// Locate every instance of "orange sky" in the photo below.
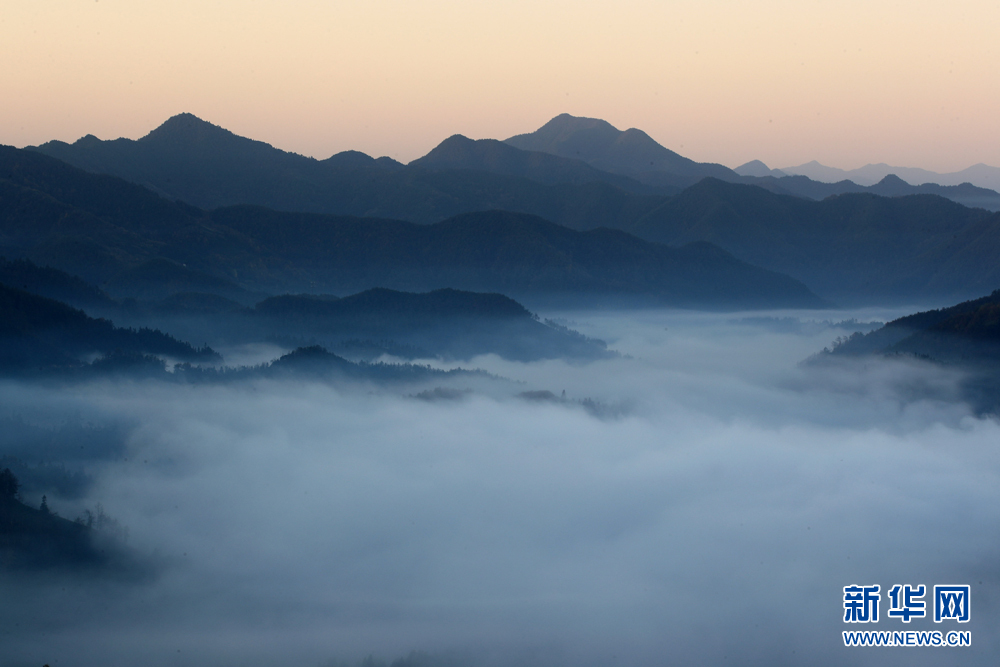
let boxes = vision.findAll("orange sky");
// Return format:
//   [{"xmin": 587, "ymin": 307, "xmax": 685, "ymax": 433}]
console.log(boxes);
[{"xmin": 3, "ymin": 0, "xmax": 998, "ymax": 171}]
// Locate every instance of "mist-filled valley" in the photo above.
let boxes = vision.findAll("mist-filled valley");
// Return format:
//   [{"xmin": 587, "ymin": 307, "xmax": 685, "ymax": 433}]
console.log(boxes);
[
  {"xmin": 4, "ymin": 109, "xmax": 1000, "ymax": 665},
  {"xmin": 3, "ymin": 306, "xmax": 999, "ymax": 667}
]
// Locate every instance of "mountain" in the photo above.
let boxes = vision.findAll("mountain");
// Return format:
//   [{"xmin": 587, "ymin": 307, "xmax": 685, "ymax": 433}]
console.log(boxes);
[
  {"xmin": 409, "ymin": 134, "xmax": 655, "ymax": 193},
  {"xmin": 121, "ymin": 288, "xmax": 617, "ymax": 363},
  {"xmin": 739, "ymin": 171, "xmax": 1000, "ymax": 211},
  {"xmin": 502, "ymin": 116, "xmax": 1000, "ymax": 210},
  {"xmin": 818, "ymin": 290, "xmax": 1000, "ymax": 414},
  {"xmin": 829, "ymin": 289, "xmax": 1000, "ymax": 361},
  {"xmin": 781, "ymin": 160, "xmax": 1000, "ymax": 192},
  {"xmin": 0, "ymin": 283, "xmax": 217, "ymax": 372},
  {"xmin": 505, "ymin": 113, "xmax": 738, "ymax": 188},
  {"xmin": 209, "ymin": 207, "xmax": 821, "ymax": 308},
  {"xmin": 735, "ymin": 160, "xmax": 787, "ymax": 178},
  {"xmin": 245, "ymin": 288, "xmax": 614, "ymax": 361},
  {"xmin": 1, "ymin": 472, "xmax": 133, "ymax": 571},
  {"xmin": 28, "ymin": 114, "xmax": 668, "ymax": 228},
  {"xmin": 623, "ymin": 178, "xmax": 1000, "ymax": 304},
  {"xmin": 1, "ymin": 146, "xmax": 819, "ymax": 309},
  {"xmin": 31, "ymin": 113, "xmax": 395, "ymax": 210}
]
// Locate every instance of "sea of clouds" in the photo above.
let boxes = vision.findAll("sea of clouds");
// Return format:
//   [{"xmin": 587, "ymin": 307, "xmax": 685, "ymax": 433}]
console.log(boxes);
[{"xmin": 2, "ymin": 307, "xmax": 997, "ymax": 666}]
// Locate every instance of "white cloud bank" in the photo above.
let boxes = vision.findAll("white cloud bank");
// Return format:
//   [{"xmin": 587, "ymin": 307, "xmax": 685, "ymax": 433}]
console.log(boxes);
[{"xmin": 2, "ymin": 309, "xmax": 997, "ymax": 666}]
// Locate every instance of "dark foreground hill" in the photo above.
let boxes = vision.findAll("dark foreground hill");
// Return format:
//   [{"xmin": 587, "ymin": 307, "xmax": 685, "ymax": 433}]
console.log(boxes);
[
  {"xmin": 0, "ymin": 283, "xmax": 217, "ymax": 372},
  {"xmin": 818, "ymin": 290, "xmax": 1000, "ymax": 413},
  {"xmin": 0, "ymin": 146, "xmax": 819, "ymax": 309},
  {"xmin": 827, "ymin": 290, "xmax": 1000, "ymax": 363},
  {"xmin": 1, "ymin": 469, "xmax": 137, "ymax": 572}
]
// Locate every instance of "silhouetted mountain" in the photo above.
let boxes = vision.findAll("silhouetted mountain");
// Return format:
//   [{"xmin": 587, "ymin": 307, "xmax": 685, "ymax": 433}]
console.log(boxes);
[
  {"xmin": 247, "ymin": 288, "xmax": 614, "ymax": 361},
  {"xmin": 0, "ymin": 283, "xmax": 217, "ymax": 373},
  {"xmin": 27, "ymin": 115, "xmax": 669, "ymax": 227},
  {"xmin": 24, "ymin": 135, "xmax": 1000, "ymax": 306},
  {"xmin": 829, "ymin": 289, "xmax": 1000, "ymax": 362},
  {"xmin": 624, "ymin": 178, "xmax": 1000, "ymax": 303},
  {"xmin": 820, "ymin": 289, "xmax": 1000, "ymax": 413},
  {"xmin": 505, "ymin": 113, "xmax": 738, "ymax": 188},
  {"xmin": 734, "ymin": 160, "xmax": 787, "ymax": 178},
  {"xmin": 113, "ymin": 287, "xmax": 616, "ymax": 362},
  {"xmin": 1, "ymin": 468, "xmax": 140, "ymax": 572},
  {"xmin": 738, "ymin": 172, "xmax": 1000, "ymax": 211},
  {"xmin": 324, "ymin": 150, "xmax": 404, "ymax": 170},
  {"xmin": 782, "ymin": 160, "xmax": 1000, "ymax": 192},
  {"xmin": 410, "ymin": 134, "xmax": 653, "ymax": 192},
  {"xmin": 865, "ymin": 174, "xmax": 1000, "ymax": 209},
  {"xmin": 504, "ymin": 117, "xmax": 1000, "ymax": 209},
  {"xmin": 173, "ymin": 345, "xmax": 497, "ymax": 387}
]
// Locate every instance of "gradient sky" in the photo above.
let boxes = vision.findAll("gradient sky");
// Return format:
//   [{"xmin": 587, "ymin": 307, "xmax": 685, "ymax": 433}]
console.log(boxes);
[{"xmin": 3, "ymin": 0, "xmax": 998, "ymax": 171}]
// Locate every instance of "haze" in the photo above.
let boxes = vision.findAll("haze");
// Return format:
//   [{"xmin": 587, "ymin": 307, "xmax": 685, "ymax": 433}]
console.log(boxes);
[{"xmin": 2, "ymin": 0, "xmax": 999, "ymax": 171}]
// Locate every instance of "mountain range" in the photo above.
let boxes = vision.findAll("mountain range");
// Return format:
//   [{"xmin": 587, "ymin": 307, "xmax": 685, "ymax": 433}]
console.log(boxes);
[
  {"xmin": 0, "ymin": 145, "xmax": 818, "ymax": 309},
  {"xmin": 31, "ymin": 113, "xmax": 1000, "ymax": 216},
  {"xmin": 621, "ymin": 178, "xmax": 1000, "ymax": 303},
  {"xmin": 9, "ymin": 113, "xmax": 1000, "ymax": 304},
  {"xmin": 776, "ymin": 160, "xmax": 1000, "ymax": 193}
]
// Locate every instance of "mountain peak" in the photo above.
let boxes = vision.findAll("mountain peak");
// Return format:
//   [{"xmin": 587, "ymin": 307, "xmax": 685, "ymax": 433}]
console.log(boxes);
[
  {"xmin": 434, "ymin": 134, "xmax": 477, "ymax": 149},
  {"xmin": 538, "ymin": 112, "xmax": 619, "ymax": 133},
  {"xmin": 508, "ymin": 113, "xmax": 621, "ymax": 150},
  {"xmin": 140, "ymin": 113, "xmax": 236, "ymax": 144},
  {"xmin": 505, "ymin": 114, "xmax": 735, "ymax": 185},
  {"xmin": 410, "ymin": 134, "xmax": 493, "ymax": 168},
  {"xmin": 735, "ymin": 160, "xmax": 787, "ymax": 178}
]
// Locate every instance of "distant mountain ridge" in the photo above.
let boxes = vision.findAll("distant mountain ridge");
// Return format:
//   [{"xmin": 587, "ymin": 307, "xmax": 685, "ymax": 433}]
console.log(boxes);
[
  {"xmin": 780, "ymin": 159, "xmax": 1000, "ymax": 192},
  {"xmin": 29, "ymin": 113, "xmax": 670, "ymax": 227},
  {"xmin": 27, "ymin": 112, "xmax": 1000, "ymax": 227},
  {"xmin": 739, "ymin": 171, "xmax": 1000, "ymax": 211}
]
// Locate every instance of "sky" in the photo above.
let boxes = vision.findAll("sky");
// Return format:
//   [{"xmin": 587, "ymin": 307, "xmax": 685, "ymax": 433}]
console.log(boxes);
[{"xmin": 2, "ymin": 0, "xmax": 999, "ymax": 171}]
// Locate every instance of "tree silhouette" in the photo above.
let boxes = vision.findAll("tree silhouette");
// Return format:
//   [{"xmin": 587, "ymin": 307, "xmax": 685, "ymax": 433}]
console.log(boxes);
[{"xmin": 0, "ymin": 467, "xmax": 19, "ymax": 500}]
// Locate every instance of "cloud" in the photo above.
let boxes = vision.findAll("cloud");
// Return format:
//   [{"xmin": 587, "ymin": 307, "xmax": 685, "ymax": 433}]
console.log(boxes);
[{"xmin": 2, "ymin": 310, "xmax": 998, "ymax": 666}]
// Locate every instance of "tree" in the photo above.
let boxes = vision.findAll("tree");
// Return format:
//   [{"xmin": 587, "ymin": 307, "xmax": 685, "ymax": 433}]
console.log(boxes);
[{"xmin": 0, "ymin": 467, "xmax": 19, "ymax": 500}]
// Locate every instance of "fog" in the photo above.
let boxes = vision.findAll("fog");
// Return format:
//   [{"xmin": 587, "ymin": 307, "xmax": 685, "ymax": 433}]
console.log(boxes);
[{"xmin": 3, "ymin": 308, "xmax": 998, "ymax": 666}]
